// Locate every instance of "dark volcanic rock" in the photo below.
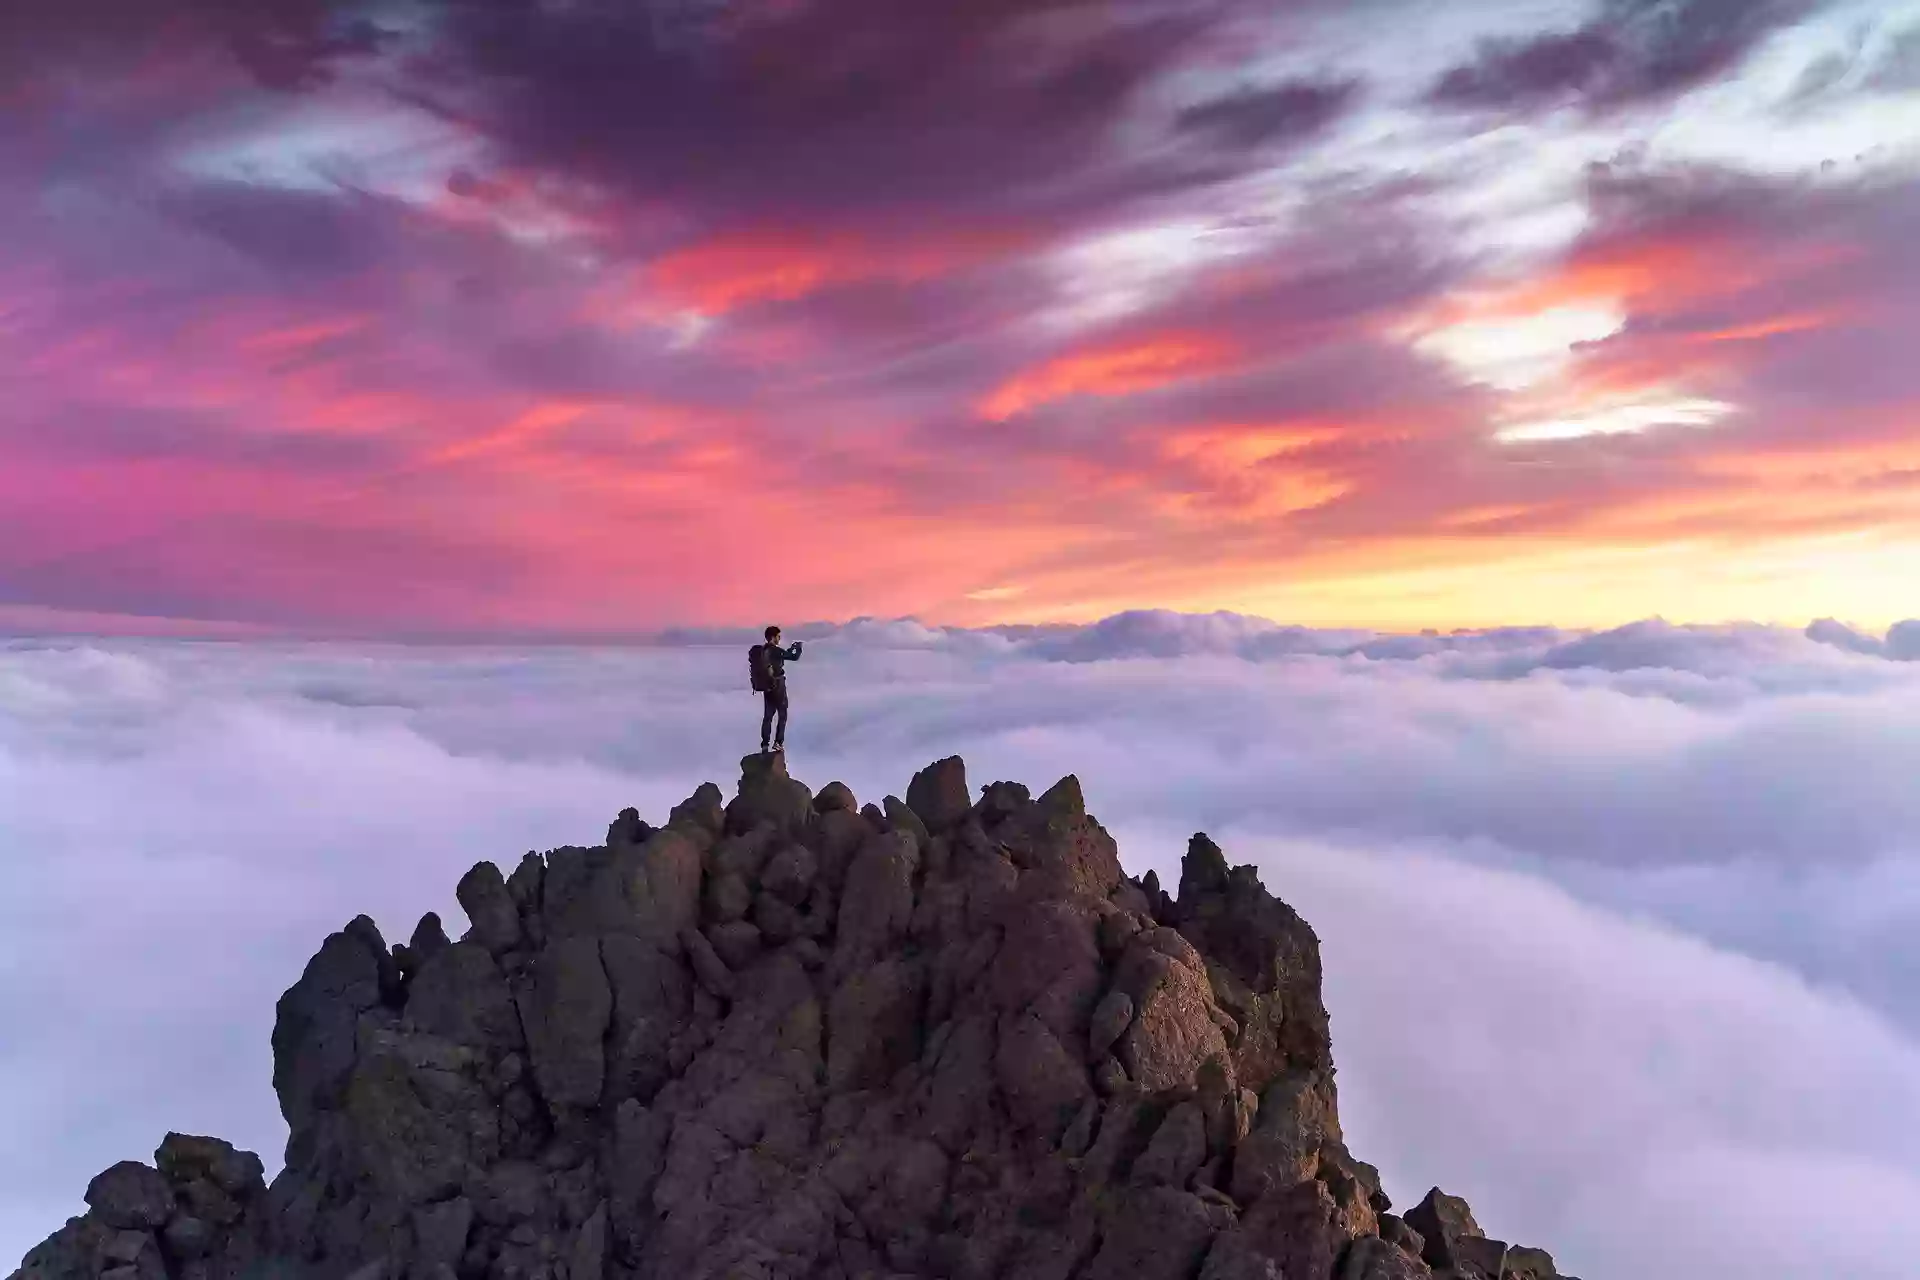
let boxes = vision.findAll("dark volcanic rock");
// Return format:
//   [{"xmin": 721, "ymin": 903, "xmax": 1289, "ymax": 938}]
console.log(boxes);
[
  {"xmin": 11, "ymin": 755, "xmax": 1573, "ymax": 1280},
  {"xmin": 83, "ymin": 1164, "xmax": 172, "ymax": 1231},
  {"xmin": 905, "ymin": 756, "xmax": 970, "ymax": 832}
]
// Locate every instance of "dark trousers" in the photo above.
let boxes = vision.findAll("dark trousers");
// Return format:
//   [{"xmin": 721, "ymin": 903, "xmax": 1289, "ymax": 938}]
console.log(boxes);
[{"xmin": 760, "ymin": 683, "xmax": 789, "ymax": 749}]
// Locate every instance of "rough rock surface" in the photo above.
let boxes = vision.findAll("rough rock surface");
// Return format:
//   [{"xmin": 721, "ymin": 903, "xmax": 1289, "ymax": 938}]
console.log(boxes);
[{"xmin": 13, "ymin": 756, "xmax": 1576, "ymax": 1280}]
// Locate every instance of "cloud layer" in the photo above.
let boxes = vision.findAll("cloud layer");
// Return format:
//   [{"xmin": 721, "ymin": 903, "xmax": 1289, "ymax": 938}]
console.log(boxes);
[
  {"xmin": 3, "ymin": 0, "xmax": 1920, "ymax": 633},
  {"xmin": 6, "ymin": 615, "xmax": 1920, "ymax": 1276}
]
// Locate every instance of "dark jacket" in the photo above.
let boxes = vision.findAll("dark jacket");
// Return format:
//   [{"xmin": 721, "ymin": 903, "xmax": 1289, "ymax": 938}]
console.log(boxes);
[{"xmin": 763, "ymin": 641, "xmax": 801, "ymax": 686}]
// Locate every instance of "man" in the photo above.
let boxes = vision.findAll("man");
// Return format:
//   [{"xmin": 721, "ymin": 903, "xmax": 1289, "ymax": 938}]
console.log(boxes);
[{"xmin": 753, "ymin": 625, "xmax": 803, "ymax": 754}]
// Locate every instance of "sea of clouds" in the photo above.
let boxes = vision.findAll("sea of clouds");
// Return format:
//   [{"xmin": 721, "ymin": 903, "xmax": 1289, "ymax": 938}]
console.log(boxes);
[{"xmin": 5, "ymin": 612, "xmax": 1920, "ymax": 1278}]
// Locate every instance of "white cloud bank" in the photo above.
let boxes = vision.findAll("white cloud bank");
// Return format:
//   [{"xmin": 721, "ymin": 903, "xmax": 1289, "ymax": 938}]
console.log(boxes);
[{"xmin": 5, "ymin": 614, "xmax": 1920, "ymax": 1278}]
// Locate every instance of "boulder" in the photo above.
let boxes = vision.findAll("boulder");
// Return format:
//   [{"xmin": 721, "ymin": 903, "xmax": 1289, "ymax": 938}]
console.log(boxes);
[
  {"xmin": 1088, "ymin": 990, "xmax": 1134, "ymax": 1062},
  {"xmin": 1084, "ymin": 1187, "xmax": 1221, "ymax": 1280},
  {"xmin": 814, "ymin": 781, "xmax": 857, "ymax": 813},
  {"xmin": 1405, "ymin": 1188, "xmax": 1483, "ymax": 1272},
  {"xmin": 1231, "ymin": 1070, "xmax": 1341, "ymax": 1203},
  {"xmin": 997, "ymin": 775, "xmax": 1125, "ymax": 901},
  {"xmin": 404, "ymin": 942, "xmax": 523, "ymax": 1052},
  {"xmin": 1116, "ymin": 937, "xmax": 1230, "ymax": 1093},
  {"xmin": 342, "ymin": 1026, "xmax": 495, "ymax": 1203},
  {"xmin": 1342, "ymin": 1235, "xmax": 1436, "ymax": 1279},
  {"xmin": 760, "ymin": 843, "xmax": 818, "ymax": 906},
  {"xmin": 905, "ymin": 756, "xmax": 970, "ymax": 832},
  {"xmin": 514, "ymin": 936, "xmax": 612, "ymax": 1108},
  {"xmin": 83, "ymin": 1163, "xmax": 173, "ymax": 1230},
  {"xmin": 1131, "ymin": 1101, "xmax": 1207, "ymax": 1188},
  {"xmin": 154, "ymin": 1134, "xmax": 263, "ymax": 1199},
  {"xmin": 728, "ymin": 754, "xmax": 813, "ymax": 835},
  {"xmin": 882, "ymin": 795, "xmax": 929, "ymax": 851},
  {"xmin": 271, "ymin": 925, "xmax": 386, "ymax": 1133},
  {"xmin": 833, "ymin": 831, "xmax": 917, "ymax": 972},
  {"xmin": 827, "ymin": 957, "xmax": 924, "ymax": 1090},
  {"xmin": 992, "ymin": 1012, "xmax": 1091, "ymax": 1140},
  {"xmin": 455, "ymin": 862, "xmax": 522, "ymax": 954}
]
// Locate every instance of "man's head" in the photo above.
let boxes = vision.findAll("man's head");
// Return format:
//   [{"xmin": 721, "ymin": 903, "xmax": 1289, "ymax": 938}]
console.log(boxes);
[{"xmin": 765, "ymin": 625, "xmax": 781, "ymax": 643}]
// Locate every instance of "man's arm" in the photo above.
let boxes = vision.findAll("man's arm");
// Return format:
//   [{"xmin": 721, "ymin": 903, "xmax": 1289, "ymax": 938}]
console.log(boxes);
[{"xmin": 783, "ymin": 643, "xmax": 803, "ymax": 660}]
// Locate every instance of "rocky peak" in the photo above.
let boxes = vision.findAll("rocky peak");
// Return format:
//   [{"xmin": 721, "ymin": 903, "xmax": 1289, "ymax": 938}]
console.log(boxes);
[{"xmin": 13, "ymin": 755, "xmax": 1574, "ymax": 1280}]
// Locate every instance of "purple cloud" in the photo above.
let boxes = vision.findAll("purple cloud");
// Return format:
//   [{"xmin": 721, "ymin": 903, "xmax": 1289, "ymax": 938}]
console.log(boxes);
[{"xmin": 1431, "ymin": 0, "xmax": 1820, "ymax": 113}]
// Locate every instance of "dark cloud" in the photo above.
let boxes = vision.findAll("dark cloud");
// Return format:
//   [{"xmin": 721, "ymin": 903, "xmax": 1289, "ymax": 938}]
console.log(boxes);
[
  {"xmin": 152, "ymin": 180, "xmax": 400, "ymax": 274},
  {"xmin": 408, "ymin": 0, "xmax": 1254, "ymax": 232},
  {"xmin": 0, "ymin": 0, "xmax": 387, "ymax": 93},
  {"xmin": 1175, "ymin": 77, "xmax": 1362, "ymax": 149},
  {"xmin": 1431, "ymin": 0, "xmax": 1819, "ymax": 114}
]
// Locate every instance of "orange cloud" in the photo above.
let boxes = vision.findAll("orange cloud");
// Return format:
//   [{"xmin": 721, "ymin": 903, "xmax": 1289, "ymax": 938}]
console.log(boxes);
[
  {"xmin": 1148, "ymin": 422, "xmax": 1354, "ymax": 520},
  {"xmin": 644, "ymin": 229, "xmax": 1008, "ymax": 315},
  {"xmin": 981, "ymin": 333, "xmax": 1243, "ymax": 421}
]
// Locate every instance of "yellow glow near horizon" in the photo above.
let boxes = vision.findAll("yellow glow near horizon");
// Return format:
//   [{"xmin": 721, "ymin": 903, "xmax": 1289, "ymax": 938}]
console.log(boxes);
[{"xmin": 1192, "ymin": 531, "xmax": 1920, "ymax": 632}]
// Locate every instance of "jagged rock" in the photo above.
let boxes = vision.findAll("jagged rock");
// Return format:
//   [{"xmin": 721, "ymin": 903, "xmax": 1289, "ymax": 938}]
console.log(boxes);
[
  {"xmin": 1176, "ymin": 834, "xmax": 1330, "ymax": 1095},
  {"xmin": 83, "ymin": 1164, "xmax": 172, "ymax": 1230},
  {"xmin": 814, "ymin": 780, "xmax": 857, "ymax": 813},
  {"xmin": 1405, "ymin": 1188, "xmax": 1483, "ymax": 1272},
  {"xmin": 1504, "ymin": 1244, "xmax": 1562, "ymax": 1279},
  {"xmin": 882, "ymin": 794, "xmax": 929, "ymax": 851},
  {"xmin": 704, "ymin": 870, "xmax": 753, "ymax": 923},
  {"xmin": 542, "ymin": 829, "xmax": 703, "ymax": 945},
  {"xmin": 411, "ymin": 1196, "xmax": 472, "ymax": 1273},
  {"xmin": 12, "ymin": 760, "xmax": 1572, "ymax": 1280},
  {"xmin": 1091, "ymin": 1055, "xmax": 1129, "ymax": 1096},
  {"xmin": 1088, "ymin": 989, "xmax": 1134, "ymax": 1061},
  {"xmin": 706, "ymin": 919, "xmax": 763, "ymax": 971},
  {"xmin": 988, "ymin": 896, "xmax": 1104, "ymax": 1046},
  {"xmin": 1454, "ymin": 1236, "xmax": 1516, "ymax": 1279},
  {"xmin": 601, "ymin": 935, "xmax": 688, "ymax": 1106},
  {"xmin": 515, "ymin": 936, "xmax": 612, "ymax": 1108},
  {"xmin": 455, "ymin": 863, "xmax": 522, "ymax": 955},
  {"xmin": 1342, "ymin": 1235, "xmax": 1435, "ymax": 1279},
  {"xmin": 405, "ymin": 942, "xmax": 522, "ymax": 1052},
  {"xmin": 271, "ymin": 925, "xmax": 386, "ymax": 1133},
  {"xmin": 1131, "ymin": 1100, "xmax": 1207, "ymax": 1187},
  {"xmin": 833, "ymin": 831, "xmax": 917, "ymax": 971},
  {"xmin": 905, "ymin": 756, "xmax": 970, "ymax": 832},
  {"xmin": 1116, "ymin": 935, "xmax": 1230, "ymax": 1093},
  {"xmin": 827, "ymin": 957, "xmax": 924, "ymax": 1090},
  {"xmin": 680, "ymin": 926, "xmax": 735, "ymax": 1000},
  {"xmin": 405, "ymin": 913, "xmax": 451, "ymax": 972},
  {"xmin": 1379, "ymin": 1213, "xmax": 1425, "ymax": 1259},
  {"xmin": 1085, "ymin": 1187, "xmax": 1221, "ymax": 1280},
  {"xmin": 1201, "ymin": 1232, "xmax": 1286, "ymax": 1280},
  {"xmin": 974, "ymin": 779, "xmax": 1030, "ymax": 824},
  {"xmin": 997, "ymin": 774, "xmax": 1125, "ymax": 901},
  {"xmin": 993, "ymin": 1012, "xmax": 1090, "ymax": 1140},
  {"xmin": 811, "ymin": 807, "xmax": 870, "ymax": 893},
  {"xmin": 729, "ymin": 754, "xmax": 813, "ymax": 835},
  {"xmin": 155, "ymin": 1134, "xmax": 263, "ymax": 1198},
  {"xmin": 760, "ymin": 842, "xmax": 817, "ymax": 905},
  {"xmin": 1231, "ymin": 1069, "xmax": 1341, "ymax": 1203},
  {"xmin": 668, "ymin": 781, "xmax": 725, "ymax": 838}
]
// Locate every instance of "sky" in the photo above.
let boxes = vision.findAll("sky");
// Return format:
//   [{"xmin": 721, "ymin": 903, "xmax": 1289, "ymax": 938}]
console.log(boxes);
[
  {"xmin": 6, "ymin": 615, "xmax": 1920, "ymax": 1278},
  {"xmin": 2, "ymin": 0, "xmax": 1919, "ymax": 637}
]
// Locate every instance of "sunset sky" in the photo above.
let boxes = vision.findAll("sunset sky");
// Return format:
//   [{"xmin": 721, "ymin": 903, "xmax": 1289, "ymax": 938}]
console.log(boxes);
[{"xmin": 4, "ymin": 0, "xmax": 1918, "ymax": 636}]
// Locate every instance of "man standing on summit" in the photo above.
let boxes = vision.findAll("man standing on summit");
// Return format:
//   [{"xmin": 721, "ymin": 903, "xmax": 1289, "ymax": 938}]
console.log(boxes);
[{"xmin": 750, "ymin": 625, "xmax": 803, "ymax": 754}]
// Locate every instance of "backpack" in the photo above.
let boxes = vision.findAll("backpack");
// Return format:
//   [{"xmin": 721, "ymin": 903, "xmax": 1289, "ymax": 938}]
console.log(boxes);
[{"xmin": 748, "ymin": 643, "xmax": 771, "ymax": 692}]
